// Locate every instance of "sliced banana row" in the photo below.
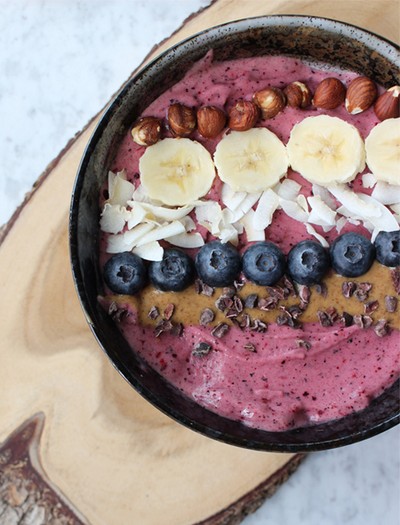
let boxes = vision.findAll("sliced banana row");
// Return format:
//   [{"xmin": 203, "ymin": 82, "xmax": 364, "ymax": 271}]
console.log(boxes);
[{"xmin": 138, "ymin": 116, "xmax": 398, "ymax": 206}]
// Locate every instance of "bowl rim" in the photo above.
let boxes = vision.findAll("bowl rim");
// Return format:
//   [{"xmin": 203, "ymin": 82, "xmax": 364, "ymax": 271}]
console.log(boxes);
[{"xmin": 69, "ymin": 14, "xmax": 400, "ymax": 452}]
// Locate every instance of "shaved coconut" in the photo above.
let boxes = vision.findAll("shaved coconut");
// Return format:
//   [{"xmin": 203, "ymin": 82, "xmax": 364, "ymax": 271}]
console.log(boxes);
[
  {"xmin": 356, "ymin": 193, "xmax": 399, "ymax": 239},
  {"xmin": 232, "ymin": 221, "xmax": 244, "ymax": 235},
  {"xmin": 135, "ymin": 220, "xmax": 186, "ymax": 247},
  {"xmin": 328, "ymin": 185, "xmax": 381, "ymax": 218},
  {"xmin": 131, "ymin": 184, "xmax": 163, "ymax": 205},
  {"xmin": 181, "ymin": 215, "xmax": 196, "ymax": 231},
  {"xmin": 122, "ymin": 222, "xmax": 155, "ymax": 248},
  {"xmin": 219, "ymin": 225, "xmax": 239, "ymax": 245},
  {"xmin": 305, "ymin": 223, "xmax": 329, "ymax": 247},
  {"xmin": 253, "ymin": 189, "xmax": 280, "ymax": 230},
  {"xmin": 132, "ymin": 241, "xmax": 163, "ymax": 261},
  {"xmin": 312, "ymin": 184, "xmax": 337, "ymax": 210},
  {"xmin": 371, "ymin": 181, "xmax": 400, "ymax": 205},
  {"xmin": 240, "ymin": 209, "xmax": 265, "ymax": 242},
  {"xmin": 390, "ymin": 203, "xmax": 400, "ymax": 215},
  {"xmin": 307, "ymin": 195, "xmax": 336, "ymax": 226},
  {"xmin": 100, "ymin": 203, "xmax": 130, "ymax": 234},
  {"xmin": 168, "ymin": 231, "xmax": 204, "ymax": 248},
  {"xmin": 279, "ymin": 198, "xmax": 309, "ymax": 223},
  {"xmin": 296, "ymin": 194, "xmax": 309, "ymax": 213},
  {"xmin": 107, "ymin": 171, "xmax": 135, "ymax": 206},
  {"xmin": 106, "ymin": 234, "xmax": 131, "ymax": 254},
  {"xmin": 127, "ymin": 201, "xmax": 194, "ymax": 222},
  {"xmin": 221, "ymin": 183, "xmax": 248, "ymax": 211},
  {"xmin": 195, "ymin": 201, "xmax": 223, "ymax": 234},
  {"xmin": 221, "ymin": 207, "xmax": 234, "ymax": 227},
  {"xmin": 126, "ymin": 204, "xmax": 147, "ymax": 229},
  {"xmin": 336, "ymin": 216, "xmax": 348, "ymax": 233},
  {"xmin": 230, "ymin": 192, "xmax": 262, "ymax": 222},
  {"xmin": 362, "ymin": 172, "xmax": 377, "ymax": 189},
  {"xmin": 276, "ymin": 179, "xmax": 302, "ymax": 200}
]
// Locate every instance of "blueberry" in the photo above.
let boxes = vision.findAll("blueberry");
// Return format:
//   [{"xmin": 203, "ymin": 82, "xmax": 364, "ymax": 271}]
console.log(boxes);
[
  {"xmin": 149, "ymin": 248, "xmax": 194, "ymax": 291},
  {"xmin": 242, "ymin": 241, "xmax": 286, "ymax": 286},
  {"xmin": 330, "ymin": 232, "xmax": 375, "ymax": 277},
  {"xmin": 104, "ymin": 252, "xmax": 147, "ymax": 294},
  {"xmin": 195, "ymin": 241, "xmax": 241, "ymax": 287},
  {"xmin": 288, "ymin": 240, "xmax": 330, "ymax": 285},
  {"xmin": 374, "ymin": 230, "xmax": 400, "ymax": 267}
]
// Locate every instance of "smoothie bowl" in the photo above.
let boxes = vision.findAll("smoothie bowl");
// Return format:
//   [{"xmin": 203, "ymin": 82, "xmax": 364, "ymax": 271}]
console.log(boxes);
[{"xmin": 70, "ymin": 16, "xmax": 400, "ymax": 451}]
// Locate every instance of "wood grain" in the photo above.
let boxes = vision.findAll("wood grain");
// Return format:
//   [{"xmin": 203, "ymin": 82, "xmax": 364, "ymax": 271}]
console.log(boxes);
[{"xmin": 0, "ymin": 1, "xmax": 397, "ymax": 524}]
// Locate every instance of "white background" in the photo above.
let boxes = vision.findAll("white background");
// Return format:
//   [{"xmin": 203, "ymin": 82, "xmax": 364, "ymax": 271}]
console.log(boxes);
[{"xmin": 0, "ymin": 1, "xmax": 399, "ymax": 524}]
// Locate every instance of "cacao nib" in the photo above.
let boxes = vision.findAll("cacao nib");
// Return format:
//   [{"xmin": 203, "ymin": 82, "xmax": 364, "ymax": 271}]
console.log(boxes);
[
  {"xmin": 108, "ymin": 302, "xmax": 130, "ymax": 323},
  {"xmin": 215, "ymin": 294, "xmax": 234, "ymax": 312},
  {"xmin": 163, "ymin": 303, "xmax": 175, "ymax": 320},
  {"xmin": 211, "ymin": 322, "xmax": 230, "ymax": 339},
  {"xmin": 233, "ymin": 279, "xmax": 245, "ymax": 291},
  {"xmin": 250, "ymin": 319, "xmax": 268, "ymax": 332},
  {"xmin": 195, "ymin": 279, "xmax": 215, "ymax": 296},
  {"xmin": 296, "ymin": 339, "xmax": 311, "ymax": 350},
  {"xmin": 385, "ymin": 295, "xmax": 398, "ymax": 313},
  {"xmin": 353, "ymin": 315, "xmax": 373, "ymax": 329},
  {"xmin": 225, "ymin": 308, "xmax": 240, "ymax": 318},
  {"xmin": 340, "ymin": 312, "xmax": 354, "ymax": 327},
  {"xmin": 326, "ymin": 306, "xmax": 338, "ymax": 323},
  {"xmin": 148, "ymin": 305, "xmax": 160, "ymax": 320},
  {"xmin": 267, "ymin": 286, "xmax": 285, "ymax": 300},
  {"xmin": 287, "ymin": 305, "xmax": 303, "ymax": 320},
  {"xmin": 154, "ymin": 319, "xmax": 173, "ymax": 337},
  {"xmin": 233, "ymin": 295, "xmax": 244, "ymax": 313},
  {"xmin": 283, "ymin": 275, "xmax": 297, "ymax": 297},
  {"xmin": 374, "ymin": 319, "xmax": 391, "ymax": 337},
  {"xmin": 364, "ymin": 300, "xmax": 379, "ymax": 315},
  {"xmin": 317, "ymin": 310, "xmax": 332, "ymax": 327},
  {"xmin": 192, "ymin": 342, "xmax": 212, "ymax": 357},
  {"xmin": 244, "ymin": 294, "xmax": 258, "ymax": 309},
  {"xmin": 298, "ymin": 285, "xmax": 311, "ymax": 304},
  {"xmin": 200, "ymin": 308, "xmax": 215, "ymax": 326},
  {"xmin": 362, "ymin": 315, "xmax": 373, "ymax": 329},
  {"xmin": 258, "ymin": 296, "xmax": 278, "ymax": 311},
  {"xmin": 222, "ymin": 286, "xmax": 236, "ymax": 298},
  {"xmin": 170, "ymin": 322, "xmax": 184, "ymax": 337},
  {"xmin": 391, "ymin": 268, "xmax": 400, "ymax": 295},
  {"xmin": 239, "ymin": 313, "xmax": 251, "ymax": 329},
  {"xmin": 354, "ymin": 282, "xmax": 372, "ymax": 302},
  {"xmin": 342, "ymin": 281, "xmax": 356, "ymax": 298},
  {"xmin": 244, "ymin": 342, "xmax": 257, "ymax": 352}
]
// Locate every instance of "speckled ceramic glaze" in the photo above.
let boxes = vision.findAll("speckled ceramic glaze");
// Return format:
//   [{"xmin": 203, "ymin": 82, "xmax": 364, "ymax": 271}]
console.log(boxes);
[{"xmin": 70, "ymin": 16, "xmax": 400, "ymax": 451}]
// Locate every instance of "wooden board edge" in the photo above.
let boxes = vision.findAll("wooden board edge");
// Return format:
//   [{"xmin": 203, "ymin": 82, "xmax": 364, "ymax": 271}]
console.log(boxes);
[{"xmin": 196, "ymin": 453, "xmax": 306, "ymax": 525}]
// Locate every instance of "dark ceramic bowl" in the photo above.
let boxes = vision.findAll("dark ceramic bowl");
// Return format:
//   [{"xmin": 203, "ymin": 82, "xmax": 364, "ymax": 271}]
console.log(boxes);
[{"xmin": 70, "ymin": 15, "xmax": 400, "ymax": 452}]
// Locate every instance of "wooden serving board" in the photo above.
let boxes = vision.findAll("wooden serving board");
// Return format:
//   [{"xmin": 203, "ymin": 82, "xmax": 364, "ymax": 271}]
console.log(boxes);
[{"xmin": 0, "ymin": 1, "xmax": 397, "ymax": 524}]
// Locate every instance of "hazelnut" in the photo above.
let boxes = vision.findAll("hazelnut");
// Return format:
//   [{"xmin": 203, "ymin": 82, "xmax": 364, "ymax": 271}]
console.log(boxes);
[
  {"xmin": 345, "ymin": 76, "xmax": 377, "ymax": 114},
  {"xmin": 284, "ymin": 81, "xmax": 312, "ymax": 108},
  {"xmin": 167, "ymin": 103, "xmax": 196, "ymax": 136},
  {"xmin": 131, "ymin": 117, "xmax": 162, "ymax": 146},
  {"xmin": 253, "ymin": 87, "xmax": 286, "ymax": 119},
  {"xmin": 312, "ymin": 77, "xmax": 346, "ymax": 109},
  {"xmin": 228, "ymin": 100, "xmax": 260, "ymax": 131},
  {"xmin": 196, "ymin": 106, "xmax": 226, "ymax": 138},
  {"xmin": 374, "ymin": 85, "xmax": 400, "ymax": 121}
]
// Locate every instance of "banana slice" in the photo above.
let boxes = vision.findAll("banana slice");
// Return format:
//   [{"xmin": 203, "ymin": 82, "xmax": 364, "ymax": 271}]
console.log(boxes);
[
  {"xmin": 365, "ymin": 118, "xmax": 400, "ymax": 185},
  {"xmin": 139, "ymin": 138, "xmax": 215, "ymax": 206},
  {"xmin": 287, "ymin": 115, "xmax": 365, "ymax": 186},
  {"xmin": 213, "ymin": 128, "xmax": 288, "ymax": 192}
]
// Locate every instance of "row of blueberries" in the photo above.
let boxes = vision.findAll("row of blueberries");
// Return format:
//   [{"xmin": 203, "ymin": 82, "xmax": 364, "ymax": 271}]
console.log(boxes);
[{"xmin": 103, "ymin": 231, "xmax": 400, "ymax": 295}]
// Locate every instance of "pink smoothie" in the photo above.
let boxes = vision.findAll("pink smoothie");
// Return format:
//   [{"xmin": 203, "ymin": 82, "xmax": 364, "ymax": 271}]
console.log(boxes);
[{"xmin": 101, "ymin": 53, "xmax": 400, "ymax": 431}]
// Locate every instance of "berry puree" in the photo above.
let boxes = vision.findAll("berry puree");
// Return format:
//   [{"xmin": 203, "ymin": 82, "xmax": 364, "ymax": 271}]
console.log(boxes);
[{"xmin": 99, "ymin": 53, "xmax": 400, "ymax": 431}]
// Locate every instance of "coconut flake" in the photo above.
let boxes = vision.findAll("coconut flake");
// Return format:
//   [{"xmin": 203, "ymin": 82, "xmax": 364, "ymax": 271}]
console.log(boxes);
[
  {"xmin": 362, "ymin": 172, "xmax": 377, "ymax": 189},
  {"xmin": 240, "ymin": 209, "xmax": 265, "ymax": 242},
  {"xmin": 356, "ymin": 193, "xmax": 399, "ymax": 240},
  {"xmin": 371, "ymin": 181, "xmax": 400, "ymax": 205},
  {"xmin": 126, "ymin": 203, "xmax": 147, "ymax": 229},
  {"xmin": 100, "ymin": 203, "xmax": 130, "ymax": 234},
  {"xmin": 221, "ymin": 183, "xmax": 248, "ymax": 211},
  {"xmin": 107, "ymin": 171, "xmax": 135, "ymax": 206},
  {"xmin": 336, "ymin": 216, "xmax": 348, "ymax": 233},
  {"xmin": 230, "ymin": 192, "xmax": 262, "ymax": 222},
  {"xmin": 128, "ymin": 201, "xmax": 194, "ymax": 222},
  {"xmin": 181, "ymin": 215, "xmax": 196, "ymax": 231},
  {"xmin": 328, "ymin": 185, "xmax": 381, "ymax": 218},
  {"xmin": 219, "ymin": 225, "xmax": 239, "ymax": 245},
  {"xmin": 252, "ymin": 189, "xmax": 280, "ymax": 230},
  {"xmin": 305, "ymin": 223, "xmax": 329, "ymax": 247},
  {"xmin": 276, "ymin": 179, "xmax": 302, "ymax": 201},
  {"xmin": 167, "ymin": 231, "xmax": 205, "ymax": 248},
  {"xmin": 312, "ymin": 184, "xmax": 337, "ymax": 210},
  {"xmin": 307, "ymin": 195, "xmax": 337, "ymax": 227},
  {"xmin": 279, "ymin": 198, "xmax": 309, "ymax": 223},
  {"xmin": 132, "ymin": 241, "xmax": 164, "ymax": 261},
  {"xmin": 135, "ymin": 220, "xmax": 186, "ymax": 247},
  {"xmin": 107, "ymin": 222, "xmax": 156, "ymax": 253},
  {"xmin": 195, "ymin": 201, "xmax": 223, "ymax": 234}
]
